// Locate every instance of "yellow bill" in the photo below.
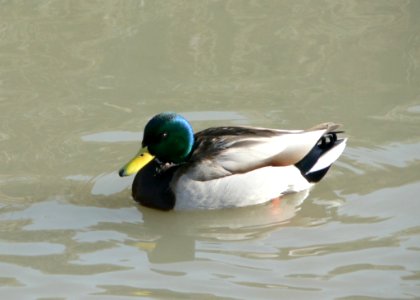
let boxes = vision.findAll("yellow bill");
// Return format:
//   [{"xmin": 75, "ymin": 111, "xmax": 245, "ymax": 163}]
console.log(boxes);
[{"xmin": 119, "ymin": 147, "xmax": 154, "ymax": 177}]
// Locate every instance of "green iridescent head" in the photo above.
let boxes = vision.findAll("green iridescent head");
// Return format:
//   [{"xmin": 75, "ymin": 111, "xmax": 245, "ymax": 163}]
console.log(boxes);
[{"xmin": 119, "ymin": 112, "xmax": 194, "ymax": 177}]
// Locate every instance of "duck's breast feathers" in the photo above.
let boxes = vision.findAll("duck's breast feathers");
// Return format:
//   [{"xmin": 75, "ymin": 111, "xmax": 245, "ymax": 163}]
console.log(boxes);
[{"xmin": 188, "ymin": 124, "xmax": 342, "ymax": 180}]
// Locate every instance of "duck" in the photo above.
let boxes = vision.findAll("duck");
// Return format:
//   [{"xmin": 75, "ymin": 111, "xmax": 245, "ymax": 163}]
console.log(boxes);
[{"xmin": 119, "ymin": 112, "xmax": 347, "ymax": 211}]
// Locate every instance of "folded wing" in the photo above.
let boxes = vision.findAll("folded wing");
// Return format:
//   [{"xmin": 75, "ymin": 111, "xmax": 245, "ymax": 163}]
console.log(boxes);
[{"xmin": 189, "ymin": 123, "xmax": 344, "ymax": 181}]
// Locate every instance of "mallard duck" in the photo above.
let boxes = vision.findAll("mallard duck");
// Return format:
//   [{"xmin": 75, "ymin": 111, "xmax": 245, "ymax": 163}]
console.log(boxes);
[{"xmin": 119, "ymin": 112, "xmax": 347, "ymax": 211}]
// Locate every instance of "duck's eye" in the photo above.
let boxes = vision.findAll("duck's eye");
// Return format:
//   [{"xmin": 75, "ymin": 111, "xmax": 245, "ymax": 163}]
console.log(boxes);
[
  {"xmin": 155, "ymin": 132, "xmax": 168, "ymax": 143},
  {"xmin": 147, "ymin": 132, "xmax": 168, "ymax": 145}
]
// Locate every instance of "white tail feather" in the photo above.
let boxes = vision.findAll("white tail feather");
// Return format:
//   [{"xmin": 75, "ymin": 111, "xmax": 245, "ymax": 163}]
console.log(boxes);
[{"xmin": 307, "ymin": 138, "xmax": 347, "ymax": 174}]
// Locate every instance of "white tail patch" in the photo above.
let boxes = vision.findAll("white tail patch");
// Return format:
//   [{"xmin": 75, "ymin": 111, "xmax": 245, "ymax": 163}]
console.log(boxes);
[{"xmin": 307, "ymin": 138, "xmax": 347, "ymax": 174}]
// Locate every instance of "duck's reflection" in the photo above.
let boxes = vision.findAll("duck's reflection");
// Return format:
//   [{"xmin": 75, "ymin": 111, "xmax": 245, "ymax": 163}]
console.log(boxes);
[{"xmin": 133, "ymin": 190, "xmax": 309, "ymax": 263}]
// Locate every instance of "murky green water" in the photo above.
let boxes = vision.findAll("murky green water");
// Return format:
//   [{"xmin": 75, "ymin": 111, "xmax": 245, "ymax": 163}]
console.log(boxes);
[{"xmin": 1, "ymin": 1, "xmax": 419, "ymax": 299}]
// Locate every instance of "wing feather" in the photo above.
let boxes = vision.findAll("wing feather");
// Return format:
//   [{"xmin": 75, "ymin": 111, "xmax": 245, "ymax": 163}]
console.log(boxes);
[{"xmin": 185, "ymin": 124, "xmax": 341, "ymax": 180}]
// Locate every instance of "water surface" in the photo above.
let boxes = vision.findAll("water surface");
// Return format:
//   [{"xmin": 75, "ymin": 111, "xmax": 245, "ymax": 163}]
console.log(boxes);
[{"xmin": 1, "ymin": 1, "xmax": 419, "ymax": 299}]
